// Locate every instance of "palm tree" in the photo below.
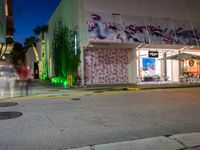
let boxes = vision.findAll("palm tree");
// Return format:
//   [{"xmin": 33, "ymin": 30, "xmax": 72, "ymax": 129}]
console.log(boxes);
[
  {"xmin": 0, "ymin": 37, "xmax": 14, "ymax": 60},
  {"xmin": 9, "ymin": 42, "xmax": 25, "ymax": 66},
  {"xmin": 33, "ymin": 25, "xmax": 48, "ymax": 41},
  {"xmin": 24, "ymin": 36, "xmax": 39, "ymax": 62}
]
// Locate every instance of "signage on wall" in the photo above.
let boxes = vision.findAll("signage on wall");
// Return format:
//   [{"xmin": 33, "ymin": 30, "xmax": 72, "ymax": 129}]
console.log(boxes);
[
  {"xmin": 148, "ymin": 51, "xmax": 159, "ymax": 58},
  {"xmin": 86, "ymin": 12, "xmax": 200, "ymax": 45}
]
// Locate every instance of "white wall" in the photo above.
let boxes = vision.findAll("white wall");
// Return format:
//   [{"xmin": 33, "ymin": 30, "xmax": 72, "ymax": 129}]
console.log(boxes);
[
  {"xmin": 166, "ymin": 60, "xmax": 172, "ymax": 81},
  {"xmin": 172, "ymin": 60, "xmax": 180, "ymax": 82},
  {"xmin": 128, "ymin": 49, "xmax": 137, "ymax": 83},
  {"xmin": 26, "ymin": 47, "xmax": 36, "ymax": 72},
  {"xmin": 166, "ymin": 51, "xmax": 180, "ymax": 82},
  {"xmin": 84, "ymin": 0, "xmax": 200, "ymax": 22}
]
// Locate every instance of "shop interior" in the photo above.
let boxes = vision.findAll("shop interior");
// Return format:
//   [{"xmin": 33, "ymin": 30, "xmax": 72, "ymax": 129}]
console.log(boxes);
[{"xmin": 137, "ymin": 45, "xmax": 200, "ymax": 84}]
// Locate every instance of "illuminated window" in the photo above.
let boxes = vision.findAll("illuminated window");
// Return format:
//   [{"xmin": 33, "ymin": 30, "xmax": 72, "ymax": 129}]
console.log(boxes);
[{"xmin": 5, "ymin": 2, "xmax": 8, "ymax": 16}]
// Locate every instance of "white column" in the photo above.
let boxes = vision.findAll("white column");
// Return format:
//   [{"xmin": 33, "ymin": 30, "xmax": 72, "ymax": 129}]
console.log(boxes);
[
  {"xmin": 161, "ymin": 52, "xmax": 167, "ymax": 79},
  {"xmin": 172, "ymin": 60, "xmax": 180, "ymax": 82},
  {"xmin": 128, "ymin": 48, "xmax": 137, "ymax": 83},
  {"xmin": 80, "ymin": 47, "xmax": 85, "ymax": 85}
]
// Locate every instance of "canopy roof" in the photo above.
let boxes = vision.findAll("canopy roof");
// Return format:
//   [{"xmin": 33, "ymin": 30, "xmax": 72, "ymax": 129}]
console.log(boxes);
[{"xmin": 160, "ymin": 53, "xmax": 200, "ymax": 60}]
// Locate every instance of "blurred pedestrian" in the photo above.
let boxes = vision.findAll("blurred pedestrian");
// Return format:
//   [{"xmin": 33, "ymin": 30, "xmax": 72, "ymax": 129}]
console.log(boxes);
[
  {"xmin": 26, "ymin": 66, "xmax": 33, "ymax": 95},
  {"xmin": 0, "ymin": 62, "xmax": 18, "ymax": 98},
  {"xmin": 19, "ymin": 63, "xmax": 30, "ymax": 96}
]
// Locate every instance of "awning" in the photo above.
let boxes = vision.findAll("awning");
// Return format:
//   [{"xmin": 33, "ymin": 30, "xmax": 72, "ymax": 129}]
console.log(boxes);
[{"xmin": 159, "ymin": 53, "xmax": 200, "ymax": 60}]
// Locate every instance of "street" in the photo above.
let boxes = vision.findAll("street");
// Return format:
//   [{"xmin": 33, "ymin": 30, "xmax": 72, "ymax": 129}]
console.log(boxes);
[{"xmin": 0, "ymin": 88, "xmax": 200, "ymax": 150}]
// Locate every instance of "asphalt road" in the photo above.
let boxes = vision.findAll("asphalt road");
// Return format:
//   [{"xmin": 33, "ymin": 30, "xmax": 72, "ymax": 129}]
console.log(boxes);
[{"xmin": 0, "ymin": 88, "xmax": 200, "ymax": 150}]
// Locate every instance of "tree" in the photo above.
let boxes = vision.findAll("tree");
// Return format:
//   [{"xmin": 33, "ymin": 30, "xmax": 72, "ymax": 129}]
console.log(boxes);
[
  {"xmin": 24, "ymin": 36, "xmax": 37, "ymax": 51},
  {"xmin": 24, "ymin": 36, "xmax": 39, "ymax": 61},
  {"xmin": 52, "ymin": 20, "xmax": 81, "ymax": 84},
  {"xmin": 0, "ymin": 37, "xmax": 14, "ymax": 60},
  {"xmin": 24, "ymin": 36, "xmax": 39, "ymax": 62},
  {"xmin": 9, "ymin": 42, "xmax": 25, "ymax": 66},
  {"xmin": 33, "ymin": 25, "xmax": 48, "ymax": 41}
]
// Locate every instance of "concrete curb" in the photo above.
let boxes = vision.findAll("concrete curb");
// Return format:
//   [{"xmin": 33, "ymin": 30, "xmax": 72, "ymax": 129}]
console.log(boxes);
[
  {"xmin": 121, "ymin": 85, "xmax": 200, "ymax": 91},
  {"xmin": 66, "ymin": 132, "xmax": 200, "ymax": 150},
  {"xmin": 122, "ymin": 87, "xmax": 143, "ymax": 91}
]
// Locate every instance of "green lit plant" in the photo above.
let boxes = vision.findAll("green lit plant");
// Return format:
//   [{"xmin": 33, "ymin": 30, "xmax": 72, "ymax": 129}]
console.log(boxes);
[{"xmin": 52, "ymin": 19, "xmax": 81, "ymax": 87}]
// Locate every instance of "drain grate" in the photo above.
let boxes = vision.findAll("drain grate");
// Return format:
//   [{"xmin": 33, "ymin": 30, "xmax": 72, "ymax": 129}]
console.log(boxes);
[
  {"xmin": 0, "ymin": 112, "xmax": 23, "ymax": 120},
  {"xmin": 0, "ymin": 102, "xmax": 18, "ymax": 107},
  {"xmin": 71, "ymin": 98, "xmax": 81, "ymax": 101}
]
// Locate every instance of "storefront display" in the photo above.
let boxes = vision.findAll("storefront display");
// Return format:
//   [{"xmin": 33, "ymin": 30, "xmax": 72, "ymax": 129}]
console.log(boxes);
[
  {"xmin": 184, "ymin": 60, "xmax": 200, "ymax": 74},
  {"xmin": 141, "ymin": 58, "xmax": 156, "ymax": 81}
]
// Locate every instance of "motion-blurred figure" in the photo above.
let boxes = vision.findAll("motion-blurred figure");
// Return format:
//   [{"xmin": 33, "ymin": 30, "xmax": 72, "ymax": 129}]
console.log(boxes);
[
  {"xmin": 0, "ymin": 62, "xmax": 18, "ymax": 98},
  {"xmin": 18, "ymin": 63, "xmax": 32, "ymax": 96}
]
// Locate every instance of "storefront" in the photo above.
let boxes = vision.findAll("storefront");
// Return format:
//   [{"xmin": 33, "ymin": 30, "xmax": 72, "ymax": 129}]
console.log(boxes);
[
  {"xmin": 137, "ymin": 46, "xmax": 200, "ymax": 83},
  {"xmin": 46, "ymin": 0, "xmax": 200, "ymax": 85},
  {"xmin": 83, "ymin": 42, "xmax": 137, "ymax": 85},
  {"xmin": 86, "ymin": 11, "xmax": 200, "ymax": 84}
]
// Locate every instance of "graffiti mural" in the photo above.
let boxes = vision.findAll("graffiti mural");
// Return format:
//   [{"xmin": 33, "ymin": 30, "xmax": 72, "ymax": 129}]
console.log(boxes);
[
  {"xmin": 86, "ymin": 12, "xmax": 200, "ymax": 45},
  {"xmin": 84, "ymin": 48, "xmax": 129, "ymax": 84}
]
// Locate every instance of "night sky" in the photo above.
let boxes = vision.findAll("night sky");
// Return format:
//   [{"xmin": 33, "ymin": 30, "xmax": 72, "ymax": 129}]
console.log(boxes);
[{"xmin": 14, "ymin": 0, "xmax": 61, "ymax": 44}]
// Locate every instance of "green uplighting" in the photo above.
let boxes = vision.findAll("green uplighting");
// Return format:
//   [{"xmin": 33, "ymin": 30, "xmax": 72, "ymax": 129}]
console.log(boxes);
[
  {"xmin": 63, "ymin": 80, "xmax": 68, "ymax": 88},
  {"xmin": 51, "ymin": 76, "xmax": 70, "ymax": 88},
  {"xmin": 40, "ymin": 75, "xmax": 47, "ymax": 80}
]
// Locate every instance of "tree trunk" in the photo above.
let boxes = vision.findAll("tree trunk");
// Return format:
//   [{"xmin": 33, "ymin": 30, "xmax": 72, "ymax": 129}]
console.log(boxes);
[
  {"xmin": 0, "ymin": 43, "xmax": 4, "ymax": 58},
  {"xmin": 0, "ymin": 44, "xmax": 7, "ymax": 60}
]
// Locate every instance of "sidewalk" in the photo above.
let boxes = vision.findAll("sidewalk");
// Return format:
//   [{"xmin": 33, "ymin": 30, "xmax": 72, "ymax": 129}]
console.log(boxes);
[
  {"xmin": 82, "ymin": 82, "xmax": 200, "ymax": 91},
  {"xmin": 31, "ymin": 79, "xmax": 200, "ymax": 90},
  {"xmin": 67, "ymin": 132, "xmax": 200, "ymax": 150},
  {"xmin": 1, "ymin": 80, "xmax": 200, "ymax": 99}
]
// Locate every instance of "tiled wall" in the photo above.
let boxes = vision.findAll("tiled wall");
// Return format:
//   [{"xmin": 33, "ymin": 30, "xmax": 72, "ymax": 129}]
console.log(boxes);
[{"xmin": 84, "ymin": 48, "xmax": 129, "ymax": 84}]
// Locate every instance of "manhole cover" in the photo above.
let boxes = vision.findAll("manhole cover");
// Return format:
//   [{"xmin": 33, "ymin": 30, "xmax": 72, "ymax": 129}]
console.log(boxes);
[
  {"xmin": 49, "ymin": 89, "xmax": 59, "ymax": 92},
  {"xmin": 0, "ymin": 102, "xmax": 18, "ymax": 107},
  {"xmin": 85, "ymin": 94, "xmax": 92, "ymax": 96},
  {"xmin": 0, "ymin": 112, "xmax": 23, "ymax": 120},
  {"xmin": 71, "ymin": 98, "xmax": 81, "ymax": 101},
  {"xmin": 94, "ymin": 91, "xmax": 103, "ymax": 93},
  {"xmin": 62, "ymin": 94, "xmax": 69, "ymax": 96}
]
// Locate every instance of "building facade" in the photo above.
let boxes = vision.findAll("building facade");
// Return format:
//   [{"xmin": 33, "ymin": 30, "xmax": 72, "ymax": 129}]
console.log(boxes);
[
  {"xmin": 5, "ymin": 0, "xmax": 14, "ymax": 37},
  {"xmin": 45, "ymin": 0, "xmax": 200, "ymax": 85},
  {"xmin": 0, "ymin": 0, "xmax": 6, "ymax": 43},
  {"xmin": 0, "ymin": 0, "xmax": 14, "ymax": 60}
]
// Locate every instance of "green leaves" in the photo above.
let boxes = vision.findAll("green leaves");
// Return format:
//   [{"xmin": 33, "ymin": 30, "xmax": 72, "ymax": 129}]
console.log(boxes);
[
  {"xmin": 9, "ymin": 42, "xmax": 25, "ymax": 66},
  {"xmin": 23, "ymin": 36, "xmax": 37, "ymax": 51},
  {"xmin": 52, "ymin": 19, "xmax": 81, "ymax": 78},
  {"xmin": 33, "ymin": 25, "xmax": 48, "ymax": 40}
]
